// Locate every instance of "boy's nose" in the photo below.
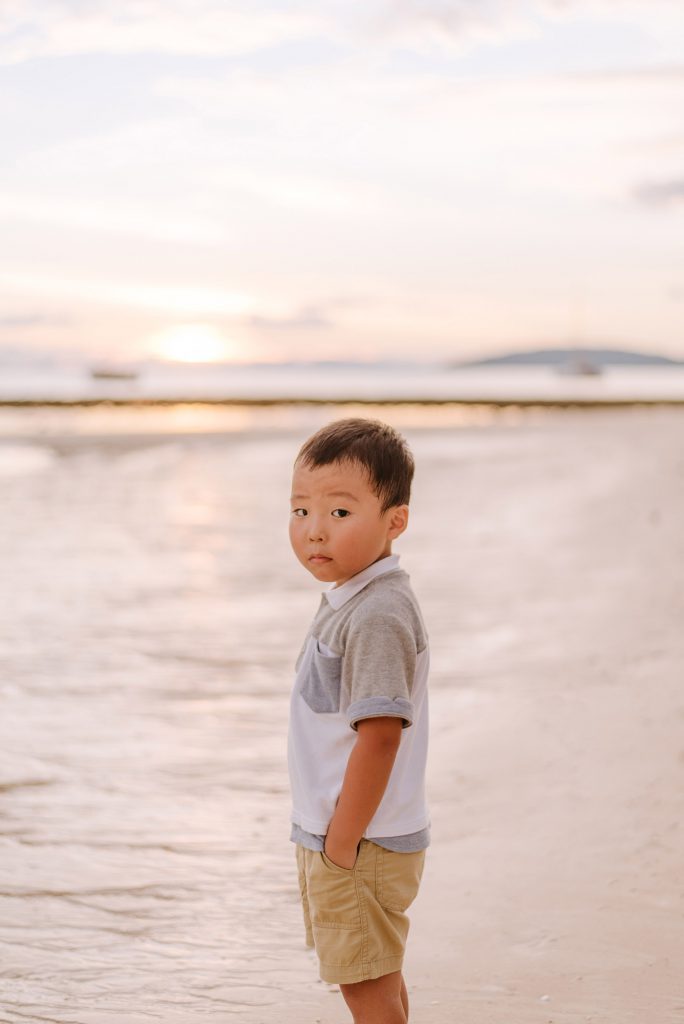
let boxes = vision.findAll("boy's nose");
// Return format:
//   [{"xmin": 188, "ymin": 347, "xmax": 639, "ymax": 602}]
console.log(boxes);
[{"xmin": 307, "ymin": 517, "xmax": 325, "ymax": 541}]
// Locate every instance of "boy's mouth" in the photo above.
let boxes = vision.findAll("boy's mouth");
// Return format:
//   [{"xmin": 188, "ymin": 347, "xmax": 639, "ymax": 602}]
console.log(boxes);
[{"xmin": 309, "ymin": 555, "xmax": 332, "ymax": 564}]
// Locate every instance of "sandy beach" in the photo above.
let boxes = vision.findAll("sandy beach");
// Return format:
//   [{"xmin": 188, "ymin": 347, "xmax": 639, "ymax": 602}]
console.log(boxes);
[
  {"xmin": 270, "ymin": 406, "xmax": 683, "ymax": 1023},
  {"xmin": 1, "ymin": 404, "xmax": 682, "ymax": 1023}
]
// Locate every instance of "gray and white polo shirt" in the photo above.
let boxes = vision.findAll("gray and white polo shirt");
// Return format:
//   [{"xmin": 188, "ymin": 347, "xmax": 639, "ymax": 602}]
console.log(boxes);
[{"xmin": 288, "ymin": 553, "xmax": 431, "ymax": 853}]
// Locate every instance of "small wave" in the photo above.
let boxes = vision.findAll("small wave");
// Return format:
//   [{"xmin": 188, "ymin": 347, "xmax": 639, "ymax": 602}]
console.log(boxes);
[
  {"xmin": 0, "ymin": 777, "xmax": 55, "ymax": 793},
  {"xmin": 0, "ymin": 882, "xmax": 196, "ymax": 900}
]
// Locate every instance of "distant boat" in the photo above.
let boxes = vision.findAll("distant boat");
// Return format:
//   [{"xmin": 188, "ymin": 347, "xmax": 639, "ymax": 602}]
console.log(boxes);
[
  {"xmin": 89, "ymin": 363, "xmax": 139, "ymax": 381},
  {"xmin": 555, "ymin": 356, "xmax": 603, "ymax": 376}
]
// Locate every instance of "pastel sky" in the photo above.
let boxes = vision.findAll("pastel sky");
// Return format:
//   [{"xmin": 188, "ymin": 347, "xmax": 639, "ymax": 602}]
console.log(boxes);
[{"xmin": 1, "ymin": 0, "xmax": 682, "ymax": 365}]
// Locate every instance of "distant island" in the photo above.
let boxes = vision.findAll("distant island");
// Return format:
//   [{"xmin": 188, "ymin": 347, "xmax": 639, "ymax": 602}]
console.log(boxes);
[{"xmin": 452, "ymin": 347, "xmax": 684, "ymax": 368}]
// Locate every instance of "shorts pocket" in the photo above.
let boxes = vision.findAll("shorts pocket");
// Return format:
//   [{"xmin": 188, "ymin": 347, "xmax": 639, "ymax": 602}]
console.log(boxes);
[
  {"xmin": 308, "ymin": 850, "xmax": 362, "ymax": 966},
  {"xmin": 321, "ymin": 848, "xmax": 357, "ymax": 874},
  {"xmin": 377, "ymin": 847, "xmax": 425, "ymax": 913},
  {"xmin": 300, "ymin": 641, "xmax": 342, "ymax": 714},
  {"xmin": 312, "ymin": 920, "xmax": 362, "ymax": 967}
]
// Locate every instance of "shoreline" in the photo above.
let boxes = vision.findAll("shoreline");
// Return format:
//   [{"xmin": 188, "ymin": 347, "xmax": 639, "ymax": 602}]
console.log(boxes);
[{"xmin": 2, "ymin": 396, "xmax": 684, "ymax": 408}]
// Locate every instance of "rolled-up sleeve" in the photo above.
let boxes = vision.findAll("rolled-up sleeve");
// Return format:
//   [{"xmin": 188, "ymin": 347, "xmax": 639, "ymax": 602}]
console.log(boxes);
[{"xmin": 343, "ymin": 610, "xmax": 416, "ymax": 731}]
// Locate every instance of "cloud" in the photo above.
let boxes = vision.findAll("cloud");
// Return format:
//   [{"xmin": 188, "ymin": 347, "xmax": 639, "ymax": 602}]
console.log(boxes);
[
  {"xmin": 343, "ymin": 0, "xmax": 684, "ymax": 54},
  {"xmin": 0, "ymin": 271, "xmax": 255, "ymax": 316},
  {"xmin": 556, "ymin": 64, "xmax": 684, "ymax": 85},
  {"xmin": 4, "ymin": 0, "xmax": 680, "ymax": 66},
  {"xmin": 632, "ymin": 177, "xmax": 684, "ymax": 206},
  {"xmin": 363, "ymin": 0, "xmax": 532, "ymax": 50},
  {"xmin": 0, "ymin": 313, "xmax": 56, "ymax": 327},
  {"xmin": 0, "ymin": 0, "xmax": 324, "ymax": 64},
  {"xmin": 0, "ymin": 0, "xmax": 520, "ymax": 65},
  {"xmin": 246, "ymin": 305, "xmax": 333, "ymax": 331},
  {"xmin": 0, "ymin": 190, "xmax": 225, "ymax": 244}
]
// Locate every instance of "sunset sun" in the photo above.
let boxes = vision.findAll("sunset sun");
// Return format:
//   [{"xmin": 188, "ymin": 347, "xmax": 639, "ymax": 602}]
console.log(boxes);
[{"xmin": 149, "ymin": 324, "xmax": 241, "ymax": 363}]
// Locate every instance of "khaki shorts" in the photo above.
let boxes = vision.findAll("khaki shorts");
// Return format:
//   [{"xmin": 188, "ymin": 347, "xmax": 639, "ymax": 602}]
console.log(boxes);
[{"xmin": 295, "ymin": 838, "xmax": 426, "ymax": 985}]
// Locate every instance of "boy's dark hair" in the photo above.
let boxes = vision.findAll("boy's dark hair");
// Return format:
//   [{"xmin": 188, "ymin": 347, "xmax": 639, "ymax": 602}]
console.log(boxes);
[{"xmin": 295, "ymin": 417, "xmax": 414, "ymax": 515}]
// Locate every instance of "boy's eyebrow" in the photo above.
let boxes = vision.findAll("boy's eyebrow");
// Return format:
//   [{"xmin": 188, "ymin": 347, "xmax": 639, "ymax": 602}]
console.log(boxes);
[
  {"xmin": 290, "ymin": 490, "xmax": 360, "ymax": 501},
  {"xmin": 328, "ymin": 491, "xmax": 359, "ymax": 500}
]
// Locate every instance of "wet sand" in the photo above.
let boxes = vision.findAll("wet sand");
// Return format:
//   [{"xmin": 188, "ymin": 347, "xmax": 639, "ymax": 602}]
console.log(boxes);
[
  {"xmin": 276, "ymin": 406, "xmax": 684, "ymax": 1023},
  {"xmin": 1, "ymin": 404, "xmax": 682, "ymax": 1022}
]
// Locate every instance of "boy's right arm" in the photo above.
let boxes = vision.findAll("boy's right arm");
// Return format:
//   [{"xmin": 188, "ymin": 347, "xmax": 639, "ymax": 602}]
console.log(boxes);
[
  {"xmin": 325, "ymin": 604, "xmax": 417, "ymax": 868},
  {"xmin": 323, "ymin": 716, "xmax": 403, "ymax": 870}
]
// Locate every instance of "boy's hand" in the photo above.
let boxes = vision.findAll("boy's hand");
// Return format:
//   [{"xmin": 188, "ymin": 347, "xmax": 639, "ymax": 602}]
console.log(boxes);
[{"xmin": 324, "ymin": 835, "xmax": 360, "ymax": 870}]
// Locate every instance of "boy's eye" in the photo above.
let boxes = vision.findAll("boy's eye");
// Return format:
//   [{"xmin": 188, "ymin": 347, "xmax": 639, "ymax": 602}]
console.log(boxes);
[
  {"xmin": 291, "ymin": 508, "xmax": 307, "ymax": 517},
  {"xmin": 331, "ymin": 508, "xmax": 350, "ymax": 518}
]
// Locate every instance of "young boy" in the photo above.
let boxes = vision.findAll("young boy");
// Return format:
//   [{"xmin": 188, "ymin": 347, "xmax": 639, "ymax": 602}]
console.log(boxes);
[{"xmin": 287, "ymin": 417, "xmax": 430, "ymax": 1024}]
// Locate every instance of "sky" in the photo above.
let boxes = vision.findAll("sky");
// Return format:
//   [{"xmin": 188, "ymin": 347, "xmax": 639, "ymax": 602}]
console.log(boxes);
[{"xmin": 0, "ymin": 0, "xmax": 682, "ymax": 366}]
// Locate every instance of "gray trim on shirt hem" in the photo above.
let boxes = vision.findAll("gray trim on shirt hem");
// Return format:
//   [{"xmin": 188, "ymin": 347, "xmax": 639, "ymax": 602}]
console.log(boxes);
[
  {"xmin": 290, "ymin": 821, "xmax": 430, "ymax": 852},
  {"xmin": 346, "ymin": 695, "xmax": 413, "ymax": 731}
]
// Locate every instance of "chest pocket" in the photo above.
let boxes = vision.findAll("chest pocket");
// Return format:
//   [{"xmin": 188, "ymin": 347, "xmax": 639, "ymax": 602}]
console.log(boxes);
[{"xmin": 300, "ymin": 639, "xmax": 342, "ymax": 714}]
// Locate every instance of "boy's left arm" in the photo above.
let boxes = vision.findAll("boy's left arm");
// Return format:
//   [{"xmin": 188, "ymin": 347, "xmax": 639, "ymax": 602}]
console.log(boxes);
[{"xmin": 324, "ymin": 716, "xmax": 403, "ymax": 869}]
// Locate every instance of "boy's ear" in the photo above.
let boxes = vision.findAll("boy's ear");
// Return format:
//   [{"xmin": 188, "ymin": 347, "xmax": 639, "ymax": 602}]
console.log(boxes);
[{"xmin": 387, "ymin": 504, "xmax": 409, "ymax": 539}]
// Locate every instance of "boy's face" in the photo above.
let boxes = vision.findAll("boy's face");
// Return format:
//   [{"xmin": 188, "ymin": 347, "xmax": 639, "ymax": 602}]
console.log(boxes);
[{"xmin": 289, "ymin": 458, "xmax": 408, "ymax": 587}]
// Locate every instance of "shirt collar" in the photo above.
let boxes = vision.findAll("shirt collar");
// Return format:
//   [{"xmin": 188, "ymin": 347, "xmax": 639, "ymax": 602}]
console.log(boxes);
[{"xmin": 323, "ymin": 553, "xmax": 401, "ymax": 610}]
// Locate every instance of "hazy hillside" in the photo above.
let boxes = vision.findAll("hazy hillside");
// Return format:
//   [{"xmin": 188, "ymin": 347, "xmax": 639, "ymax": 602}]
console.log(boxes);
[{"xmin": 454, "ymin": 347, "xmax": 683, "ymax": 368}]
